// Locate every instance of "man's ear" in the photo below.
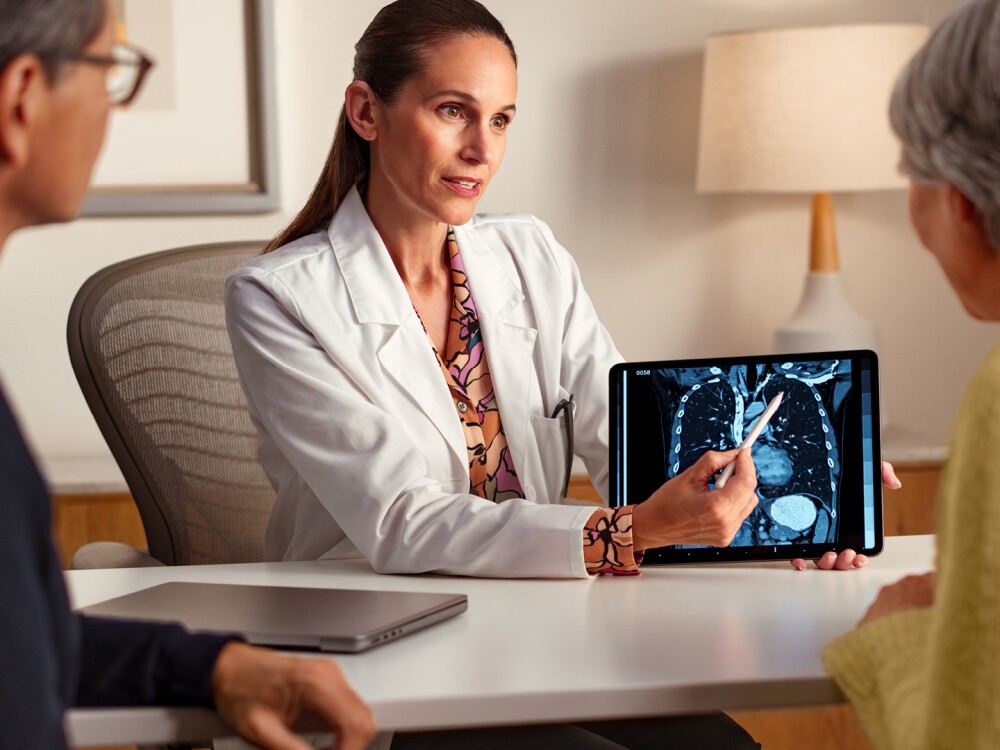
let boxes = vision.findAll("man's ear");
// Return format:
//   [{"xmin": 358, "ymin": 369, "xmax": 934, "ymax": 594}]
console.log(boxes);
[
  {"xmin": 0, "ymin": 54, "xmax": 47, "ymax": 167},
  {"xmin": 344, "ymin": 80, "xmax": 379, "ymax": 141}
]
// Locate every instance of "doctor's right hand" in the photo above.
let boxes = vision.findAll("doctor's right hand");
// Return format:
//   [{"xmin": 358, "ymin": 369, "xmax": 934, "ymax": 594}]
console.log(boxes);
[{"xmin": 630, "ymin": 449, "xmax": 758, "ymax": 551}]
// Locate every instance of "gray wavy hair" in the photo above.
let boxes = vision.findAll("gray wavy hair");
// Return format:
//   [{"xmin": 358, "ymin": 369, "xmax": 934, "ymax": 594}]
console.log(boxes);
[
  {"xmin": 890, "ymin": 0, "xmax": 1000, "ymax": 249},
  {"xmin": 0, "ymin": 0, "xmax": 105, "ymax": 79}
]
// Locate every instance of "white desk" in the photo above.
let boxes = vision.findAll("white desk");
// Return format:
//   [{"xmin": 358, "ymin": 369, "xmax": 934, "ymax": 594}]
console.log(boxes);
[{"xmin": 64, "ymin": 535, "xmax": 934, "ymax": 748}]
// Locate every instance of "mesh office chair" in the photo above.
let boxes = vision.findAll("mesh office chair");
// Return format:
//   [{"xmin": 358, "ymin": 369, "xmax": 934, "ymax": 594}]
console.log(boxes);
[{"xmin": 67, "ymin": 242, "xmax": 275, "ymax": 567}]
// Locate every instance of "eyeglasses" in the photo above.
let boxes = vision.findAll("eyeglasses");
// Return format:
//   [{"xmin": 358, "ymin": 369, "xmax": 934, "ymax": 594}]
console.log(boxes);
[{"xmin": 68, "ymin": 42, "xmax": 154, "ymax": 106}]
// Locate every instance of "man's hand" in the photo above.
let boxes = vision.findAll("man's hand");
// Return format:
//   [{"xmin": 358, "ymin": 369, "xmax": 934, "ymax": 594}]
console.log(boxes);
[
  {"xmin": 790, "ymin": 460, "xmax": 902, "ymax": 571},
  {"xmin": 211, "ymin": 642, "xmax": 376, "ymax": 750},
  {"xmin": 632, "ymin": 448, "xmax": 758, "ymax": 550}
]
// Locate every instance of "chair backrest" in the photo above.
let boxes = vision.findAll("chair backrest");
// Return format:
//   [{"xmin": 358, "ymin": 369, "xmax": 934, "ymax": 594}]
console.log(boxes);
[{"xmin": 67, "ymin": 242, "xmax": 274, "ymax": 565}]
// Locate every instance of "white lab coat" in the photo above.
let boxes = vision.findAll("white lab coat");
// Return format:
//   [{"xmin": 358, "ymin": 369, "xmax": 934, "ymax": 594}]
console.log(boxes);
[{"xmin": 225, "ymin": 186, "xmax": 623, "ymax": 578}]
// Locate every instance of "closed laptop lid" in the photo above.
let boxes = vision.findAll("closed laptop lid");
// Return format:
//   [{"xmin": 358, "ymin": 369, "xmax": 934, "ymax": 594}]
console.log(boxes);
[{"xmin": 80, "ymin": 582, "xmax": 468, "ymax": 653}]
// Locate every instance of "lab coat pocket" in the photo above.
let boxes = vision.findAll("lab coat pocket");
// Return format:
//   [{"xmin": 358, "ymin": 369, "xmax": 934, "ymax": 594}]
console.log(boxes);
[{"xmin": 528, "ymin": 413, "xmax": 570, "ymax": 503}]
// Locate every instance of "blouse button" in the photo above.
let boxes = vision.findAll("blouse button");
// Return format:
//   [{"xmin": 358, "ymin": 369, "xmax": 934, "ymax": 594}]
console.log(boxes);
[
  {"xmin": 526, "ymin": 487, "xmax": 536, "ymax": 500},
  {"xmin": 457, "ymin": 401, "xmax": 468, "ymax": 414}
]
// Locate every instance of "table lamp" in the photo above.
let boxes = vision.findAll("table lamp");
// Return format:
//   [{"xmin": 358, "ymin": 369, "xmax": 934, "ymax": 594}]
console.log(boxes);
[{"xmin": 696, "ymin": 24, "xmax": 929, "ymax": 354}]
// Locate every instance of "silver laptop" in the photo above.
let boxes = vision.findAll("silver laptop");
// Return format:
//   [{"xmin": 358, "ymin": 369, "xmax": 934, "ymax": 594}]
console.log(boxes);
[{"xmin": 80, "ymin": 582, "xmax": 468, "ymax": 653}]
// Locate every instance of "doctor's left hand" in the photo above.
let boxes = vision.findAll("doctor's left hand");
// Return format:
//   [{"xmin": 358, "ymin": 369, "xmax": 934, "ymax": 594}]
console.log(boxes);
[{"xmin": 790, "ymin": 460, "xmax": 902, "ymax": 571}]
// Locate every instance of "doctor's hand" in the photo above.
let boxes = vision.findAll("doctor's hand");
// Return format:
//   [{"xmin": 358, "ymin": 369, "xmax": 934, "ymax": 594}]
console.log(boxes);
[
  {"xmin": 211, "ymin": 642, "xmax": 376, "ymax": 750},
  {"xmin": 631, "ymin": 448, "xmax": 758, "ymax": 551},
  {"xmin": 790, "ymin": 460, "xmax": 902, "ymax": 571}
]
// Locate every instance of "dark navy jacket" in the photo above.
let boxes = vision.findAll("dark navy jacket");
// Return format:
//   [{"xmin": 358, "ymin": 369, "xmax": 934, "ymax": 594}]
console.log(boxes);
[{"xmin": 0, "ymin": 388, "xmax": 231, "ymax": 749}]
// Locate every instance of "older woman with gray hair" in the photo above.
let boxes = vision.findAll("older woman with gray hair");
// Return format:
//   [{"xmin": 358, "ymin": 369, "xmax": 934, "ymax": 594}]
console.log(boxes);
[{"xmin": 822, "ymin": 0, "xmax": 1000, "ymax": 747}]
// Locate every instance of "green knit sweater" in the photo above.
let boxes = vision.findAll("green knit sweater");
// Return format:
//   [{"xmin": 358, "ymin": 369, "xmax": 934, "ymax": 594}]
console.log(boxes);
[{"xmin": 822, "ymin": 340, "xmax": 1000, "ymax": 749}]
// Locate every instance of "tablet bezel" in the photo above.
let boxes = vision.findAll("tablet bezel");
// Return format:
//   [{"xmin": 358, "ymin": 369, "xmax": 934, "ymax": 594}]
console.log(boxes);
[{"xmin": 609, "ymin": 349, "xmax": 883, "ymax": 564}]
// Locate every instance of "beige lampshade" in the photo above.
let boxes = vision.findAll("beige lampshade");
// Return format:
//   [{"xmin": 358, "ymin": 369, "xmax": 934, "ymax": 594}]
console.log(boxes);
[{"xmin": 696, "ymin": 24, "xmax": 929, "ymax": 194}]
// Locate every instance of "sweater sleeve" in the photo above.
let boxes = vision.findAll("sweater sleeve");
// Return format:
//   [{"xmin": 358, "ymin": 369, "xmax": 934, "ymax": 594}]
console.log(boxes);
[
  {"xmin": 75, "ymin": 615, "xmax": 236, "ymax": 707},
  {"xmin": 821, "ymin": 609, "xmax": 931, "ymax": 747},
  {"xmin": 822, "ymin": 341, "xmax": 1000, "ymax": 750}
]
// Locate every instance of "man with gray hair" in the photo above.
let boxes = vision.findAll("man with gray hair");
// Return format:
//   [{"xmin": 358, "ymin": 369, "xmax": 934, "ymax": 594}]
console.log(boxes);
[{"xmin": 0, "ymin": 1, "xmax": 375, "ymax": 748}]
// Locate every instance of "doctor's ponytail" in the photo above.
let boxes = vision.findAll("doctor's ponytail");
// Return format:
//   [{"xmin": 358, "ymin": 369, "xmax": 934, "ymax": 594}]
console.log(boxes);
[{"xmin": 265, "ymin": 0, "xmax": 516, "ymax": 253}]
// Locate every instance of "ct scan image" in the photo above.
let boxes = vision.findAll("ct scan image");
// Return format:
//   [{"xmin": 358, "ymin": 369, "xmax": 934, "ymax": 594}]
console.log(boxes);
[{"xmin": 651, "ymin": 360, "xmax": 852, "ymax": 546}]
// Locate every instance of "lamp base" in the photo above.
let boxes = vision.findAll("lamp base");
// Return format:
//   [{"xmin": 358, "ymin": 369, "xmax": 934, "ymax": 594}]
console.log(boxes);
[{"xmin": 774, "ymin": 271, "xmax": 880, "ymax": 354}]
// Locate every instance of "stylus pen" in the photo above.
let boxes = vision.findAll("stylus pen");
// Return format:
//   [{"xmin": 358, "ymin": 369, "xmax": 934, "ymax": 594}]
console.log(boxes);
[{"xmin": 715, "ymin": 391, "xmax": 784, "ymax": 490}]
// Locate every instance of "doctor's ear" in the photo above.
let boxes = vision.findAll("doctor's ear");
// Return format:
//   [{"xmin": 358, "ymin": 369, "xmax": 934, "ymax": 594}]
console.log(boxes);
[
  {"xmin": 0, "ymin": 54, "xmax": 47, "ymax": 167},
  {"xmin": 344, "ymin": 81, "xmax": 379, "ymax": 142}
]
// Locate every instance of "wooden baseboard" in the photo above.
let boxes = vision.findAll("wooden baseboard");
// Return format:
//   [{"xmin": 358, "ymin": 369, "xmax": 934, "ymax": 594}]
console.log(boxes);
[
  {"xmin": 882, "ymin": 461, "xmax": 940, "ymax": 536},
  {"xmin": 52, "ymin": 492, "xmax": 146, "ymax": 568}
]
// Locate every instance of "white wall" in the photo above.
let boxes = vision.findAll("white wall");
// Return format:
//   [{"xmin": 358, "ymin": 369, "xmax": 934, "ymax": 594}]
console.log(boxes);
[{"xmin": 1, "ymin": 0, "xmax": 995, "ymax": 476}]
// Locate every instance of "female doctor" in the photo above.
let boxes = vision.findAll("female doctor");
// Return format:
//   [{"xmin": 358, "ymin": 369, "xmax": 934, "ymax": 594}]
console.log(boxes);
[{"xmin": 225, "ymin": 0, "xmax": 868, "ymax": 579}]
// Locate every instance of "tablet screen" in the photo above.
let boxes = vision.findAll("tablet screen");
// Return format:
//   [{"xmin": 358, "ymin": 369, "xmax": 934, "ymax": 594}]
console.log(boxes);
[{"xmin": 609, "ymin": 350, "xmax": 882, "ymax": 563}]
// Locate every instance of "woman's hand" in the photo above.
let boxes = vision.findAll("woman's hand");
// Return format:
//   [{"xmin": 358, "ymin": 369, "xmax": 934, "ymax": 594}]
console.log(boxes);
[
  {"xmin": 790, "ymin": 460, "xmax": 902, "ymax": 571},
  {"xmin": 857, "ymin": 572, "xmax": 935, "ymax": 628},
  {"xmin": 632, "ymin": 448, "xmax": 758, "ymax": 550},
  {"xmin": 212, "ymin": 642, "xmax": 376, "ymax": 750}
]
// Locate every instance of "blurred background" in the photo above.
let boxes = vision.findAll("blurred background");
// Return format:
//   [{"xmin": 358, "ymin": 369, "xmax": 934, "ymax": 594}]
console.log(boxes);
[{"xmin": 1, "ymin": 0, "xmax": 987, "ymax": 480}]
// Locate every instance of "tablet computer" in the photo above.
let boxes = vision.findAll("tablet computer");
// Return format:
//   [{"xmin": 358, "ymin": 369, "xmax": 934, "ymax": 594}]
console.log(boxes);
[{"xmin": 609, "ymin": 349, "xmax": 882, "ymax": 564}]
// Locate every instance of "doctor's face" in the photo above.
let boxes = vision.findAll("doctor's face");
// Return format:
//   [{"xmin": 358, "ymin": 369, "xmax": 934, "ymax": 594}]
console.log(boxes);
[{"xmin": 366, "ymin": 34, "xmax": 517, "ymax": 230}]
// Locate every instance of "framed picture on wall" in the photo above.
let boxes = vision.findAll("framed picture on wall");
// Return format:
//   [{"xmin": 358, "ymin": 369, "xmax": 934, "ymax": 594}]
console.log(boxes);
[{"xmin": 81, "ymin": 0, "xmax": 279, "ymax": 216}]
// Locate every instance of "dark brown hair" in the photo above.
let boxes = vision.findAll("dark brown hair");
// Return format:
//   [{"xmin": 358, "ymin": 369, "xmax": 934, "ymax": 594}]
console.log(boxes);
[{"xmin": 265, "ymin": 0, "xmax": 516, "ymax": 252}]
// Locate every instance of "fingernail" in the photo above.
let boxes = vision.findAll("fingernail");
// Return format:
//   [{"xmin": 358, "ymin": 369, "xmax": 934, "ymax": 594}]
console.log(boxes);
[{"xmin": 856, "ymin": 555, "xmax": 868, "ymax": 567}]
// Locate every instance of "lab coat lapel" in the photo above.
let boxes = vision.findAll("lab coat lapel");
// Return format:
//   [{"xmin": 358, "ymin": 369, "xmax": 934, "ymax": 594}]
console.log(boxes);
[
  {"xmin": 452, "ymin": 224, "xmax": 537, "ymax": 489},
  {"xmin": 327, "ymin": 188, "xmax": 467, "ymax": 470},
  {"xmin": 377, "ymin": 322, "xmax": 467, "ymax": 471}
]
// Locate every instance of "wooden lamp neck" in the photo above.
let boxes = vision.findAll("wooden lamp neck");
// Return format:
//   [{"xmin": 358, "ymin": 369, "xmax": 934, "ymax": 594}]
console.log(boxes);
[{"xmin": 809, "ymin": 192, "xmax": 840, "ymax": 272}]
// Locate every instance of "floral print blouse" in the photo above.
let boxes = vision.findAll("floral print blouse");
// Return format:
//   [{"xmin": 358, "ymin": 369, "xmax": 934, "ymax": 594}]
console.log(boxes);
[{"xmin": 421, "ymin": 229, "xmax": 639, "ymax": 576}]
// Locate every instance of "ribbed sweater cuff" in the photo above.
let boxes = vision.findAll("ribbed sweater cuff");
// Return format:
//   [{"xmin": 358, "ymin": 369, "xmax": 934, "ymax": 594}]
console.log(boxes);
[{"xmin": 821, "ymin": 607, "xmax": 931, "ymax": 748}]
